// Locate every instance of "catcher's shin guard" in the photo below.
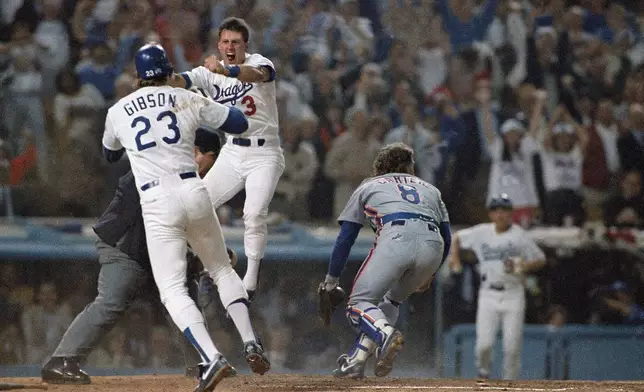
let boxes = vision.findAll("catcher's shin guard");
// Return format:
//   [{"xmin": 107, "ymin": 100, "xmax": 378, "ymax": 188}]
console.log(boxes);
[{"xmin": 346, "ymin": 305, "xmax": 393, "ymax": 345}]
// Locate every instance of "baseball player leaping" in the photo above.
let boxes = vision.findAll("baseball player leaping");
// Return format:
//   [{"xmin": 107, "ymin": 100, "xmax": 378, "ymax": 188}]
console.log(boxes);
[
  {"xmin": 102, "ymin": 43, "xmax": 269, "ymax": 392},
  {"xmin": 171, "ymin": 17, "xmax": 284, "ymax": 300},
  {"xmin": 318, "ymin": 143, "xmax": 452, "ymax": 379},
  {"xmin": 449, "ymin": 194, "xmax": 546, "ymax": 380}
]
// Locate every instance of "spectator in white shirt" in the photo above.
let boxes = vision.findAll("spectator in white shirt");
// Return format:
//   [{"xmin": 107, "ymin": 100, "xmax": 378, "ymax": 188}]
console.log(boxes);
[
  {"xmin": 488, "ymin": 118, "xmax": 540, "ymax": 228},
  {"xmin": 53, "ymin": 68, "xmax": 105, "ymax": 153},
  {"xmin": 540, "ymin": 106, "xmax": 589, "ymax": 226},
  {"xmin": 34, "ymin": 0, "xmax": 69, "ymax": 97}
]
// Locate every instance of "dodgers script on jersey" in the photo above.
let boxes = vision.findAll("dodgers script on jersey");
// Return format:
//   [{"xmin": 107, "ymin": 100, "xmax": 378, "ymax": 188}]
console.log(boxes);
[
  {"xmin": 102, "ymin": 86, "xmax": 230, "ymax": 190},
  {"xmin": 182, "ymin": 53, "xmax": 278, "ymax": 138},
  {"xmin": 458, "ymin": 224, "xmax": 545, "ymax": 290},
  {"xmin": 338, "ymin": 173, "xmax": 450, "ymax": 228}
]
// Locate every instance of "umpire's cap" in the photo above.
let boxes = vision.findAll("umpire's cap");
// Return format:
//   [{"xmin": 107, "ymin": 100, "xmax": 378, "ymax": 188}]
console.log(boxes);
[
  {"xmin": 488, "ymin": 193, "xmax": 513, "ymax": 210},
  {"xmin": 195, "ymin": 128, "xmax": 222, "ymax": 154}
]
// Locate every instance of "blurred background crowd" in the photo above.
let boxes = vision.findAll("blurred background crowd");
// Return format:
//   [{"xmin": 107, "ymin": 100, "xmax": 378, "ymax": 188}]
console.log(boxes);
[{"xmin": 1, "ymin": 0, "xmax": 644, "ymax": 373}]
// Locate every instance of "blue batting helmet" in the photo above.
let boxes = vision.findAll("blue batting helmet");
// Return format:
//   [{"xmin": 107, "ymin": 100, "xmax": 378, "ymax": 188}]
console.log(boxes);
[
  {"xmin": 488, "ymin": 193, "xmax": 513, "ymax": 210},
  {"xmin": 135, "ymin": 43, "xmax": 173, "ymax": 80}
]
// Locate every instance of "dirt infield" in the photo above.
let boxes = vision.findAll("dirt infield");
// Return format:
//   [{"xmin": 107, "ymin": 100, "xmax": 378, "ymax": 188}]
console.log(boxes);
[{"xmin": 3, "ymin": 375, "xmax": 644, "ymax": 392}]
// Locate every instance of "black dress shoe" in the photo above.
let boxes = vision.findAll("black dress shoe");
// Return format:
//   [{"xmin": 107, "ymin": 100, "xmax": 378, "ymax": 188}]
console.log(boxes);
[{"xmin": 41, "ymin": 356, "xmax": 91, "ymax": 384}]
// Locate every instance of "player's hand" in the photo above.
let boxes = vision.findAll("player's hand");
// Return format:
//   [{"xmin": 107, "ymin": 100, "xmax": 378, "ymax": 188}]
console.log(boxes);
[
  {"xmin": 204, "ymin": 55, "xmax": 225, "ymax": 75},
  {"xmin": 318, "ymin": 275, "xmax": 345, "ymax": 326}
]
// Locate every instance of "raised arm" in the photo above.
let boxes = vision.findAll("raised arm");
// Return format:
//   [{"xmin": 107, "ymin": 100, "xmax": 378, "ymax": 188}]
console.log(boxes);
[
  {"xmin": 563, "ymin": 107, "xmax": 589, "ymax": 155},
  {"xmin": 203, "ymin": 55, "xmax": 274, "ymax": 83},
  {"xmin": 527, "ymin": 90, "xmax": 548, "ymax": 140}
]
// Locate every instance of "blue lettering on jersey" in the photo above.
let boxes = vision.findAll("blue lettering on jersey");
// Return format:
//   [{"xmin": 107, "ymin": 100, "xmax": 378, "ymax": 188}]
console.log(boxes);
[
  {"xmin": 480, "ymin": 242, "xmax": 519, "ymax": 262},
  {"xmin": 212, "ymin": 83, "xmax": 253, "ymax": 105},
  {"xmin": 124, "ymin": 93, "xmax": 176, "ymax": 116},
  {"xmin": 376, "ymin": 175, "xmax": 429, "ymax": 188}
]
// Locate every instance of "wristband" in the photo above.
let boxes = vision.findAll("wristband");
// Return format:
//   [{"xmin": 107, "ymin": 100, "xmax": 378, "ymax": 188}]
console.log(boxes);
[{"xmin": 225, "ymin": 65, "xmax": 241, "ymax": 78}]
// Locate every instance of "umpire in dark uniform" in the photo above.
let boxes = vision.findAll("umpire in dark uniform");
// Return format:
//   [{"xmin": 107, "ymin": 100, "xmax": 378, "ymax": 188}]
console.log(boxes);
[{"xmin": 42, "ymin": 129, "xmax": 230, "ymax": 384}]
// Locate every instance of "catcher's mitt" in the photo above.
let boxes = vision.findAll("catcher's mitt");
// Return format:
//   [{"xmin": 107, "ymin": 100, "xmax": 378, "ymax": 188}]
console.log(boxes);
[{"xmin": 318, "ymin": 282, "xmax": 345, "ymax": 326}]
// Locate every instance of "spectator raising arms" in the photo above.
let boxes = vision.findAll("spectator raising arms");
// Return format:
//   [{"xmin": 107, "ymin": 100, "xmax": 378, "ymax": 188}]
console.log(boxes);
[{"xmin": 540, "ymin": 105, "xmax": 589, "ymax": 226}]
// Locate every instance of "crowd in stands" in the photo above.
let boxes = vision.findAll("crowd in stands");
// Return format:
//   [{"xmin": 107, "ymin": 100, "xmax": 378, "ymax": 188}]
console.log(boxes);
[{"xmin": 0, "ymin": 0, "xmax": 643, "ymax": 228}]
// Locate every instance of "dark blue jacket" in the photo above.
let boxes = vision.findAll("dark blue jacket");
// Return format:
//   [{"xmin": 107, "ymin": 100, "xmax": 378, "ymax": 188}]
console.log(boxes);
[{"xmin": 93, "ymin": 171, "xmax": 149, "ymax": 268}]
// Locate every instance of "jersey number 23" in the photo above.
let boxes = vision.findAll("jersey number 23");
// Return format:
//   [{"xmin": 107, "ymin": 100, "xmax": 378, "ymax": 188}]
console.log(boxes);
[{"xmin": 132, "ymin": 111, "xmax": 180, "ymax": 151}]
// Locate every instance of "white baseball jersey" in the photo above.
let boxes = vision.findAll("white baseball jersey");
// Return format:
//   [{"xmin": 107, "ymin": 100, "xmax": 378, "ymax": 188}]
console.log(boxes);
[
  {"xmin": 181, "ymin": 53, "xmax": 279, "ymax": 138},
  {"xmin": 457, "ymin": 223, "xmax": 545, "ymax": 291},
  {"xmin": 102, "ymin": 86, "xmax": 230, "ymax": 191}
]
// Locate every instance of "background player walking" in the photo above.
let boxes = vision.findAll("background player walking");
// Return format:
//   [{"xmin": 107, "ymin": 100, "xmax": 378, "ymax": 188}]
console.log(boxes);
[
  {"xmin": 318, "ymin": 143, "xmax": 452, "ymax": 379},
  {"xmin": 449, "ymin": 194, "xmax": 546, "ymax": 380},
  {"xmin": 102, "ymin": 43, "xmax": 268, "ymax": 392},
  {"xmin": 173, "ymin": 17, "xmax": 284, "ymax": 299}
]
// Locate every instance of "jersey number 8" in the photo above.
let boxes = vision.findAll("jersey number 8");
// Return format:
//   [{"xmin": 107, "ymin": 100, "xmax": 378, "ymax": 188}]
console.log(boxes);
[
  {"xmin": 131, "ymin": 111, "xmax": 180, "ymax": 151},
  {"xmin": 397, "ymin": 184, "xmax": 421, "ymax": 204}
]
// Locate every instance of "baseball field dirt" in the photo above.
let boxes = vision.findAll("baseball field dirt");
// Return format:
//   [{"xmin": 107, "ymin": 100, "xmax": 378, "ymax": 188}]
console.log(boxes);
[{"xmin": 4, "ymin": 375, "xmax": 644, "ymax": 392}]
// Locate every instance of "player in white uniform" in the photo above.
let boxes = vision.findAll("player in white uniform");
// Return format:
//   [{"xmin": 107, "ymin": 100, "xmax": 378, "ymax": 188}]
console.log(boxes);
[
  {"xmin": 171, "ymin": 17, "xmax": 284, "ymax": 299},
  {"xmin": 102, "ymin": 43, "xmax": 270, "ymax": 392},
  {"xmin": 448, "ymin": 194, "xmax": 546, "ymax": 380}
]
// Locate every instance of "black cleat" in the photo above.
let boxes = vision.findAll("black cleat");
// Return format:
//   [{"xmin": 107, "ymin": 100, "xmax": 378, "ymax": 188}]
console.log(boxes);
[
  {"xmin": 41, "ymin": 356, "xmax": 91, "ymax": 384},
  {"xmin": 243, "ymin": 340, "xmax": 271, "ymax": 375},
  {"xmin": 193, "ymin": 356, "xmax": 236, "ymax": 392}
]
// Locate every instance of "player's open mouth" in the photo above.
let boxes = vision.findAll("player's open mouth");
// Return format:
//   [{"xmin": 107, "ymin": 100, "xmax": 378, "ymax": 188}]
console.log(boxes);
[{"xmin": 226, "ymin": 53, "xmax": 235, "ymax": 62}]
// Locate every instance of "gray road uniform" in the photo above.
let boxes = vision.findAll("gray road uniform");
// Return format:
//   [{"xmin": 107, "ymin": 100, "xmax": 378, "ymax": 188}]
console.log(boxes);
[
  {"xmin": 336, "ymin": 173, "xmax": 450, "ymax": 338},
  {"xmin": 457, "ymin": 223, "xmax": 545, "ymax": 380}
]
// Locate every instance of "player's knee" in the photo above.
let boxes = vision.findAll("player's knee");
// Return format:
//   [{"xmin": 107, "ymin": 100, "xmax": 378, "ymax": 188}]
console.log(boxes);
[
  {"xmin": 242, "ymin": 209, "xmax": 267, "ymax": 229},
  {"xmin": 214, "ymin": 268, "xmax": 248, "ymax": 308},
  {"xmin": 378, "ymin": 299, "xmax": 400, "ymax": 325},
  {"xmin": 159, "ymin": 281, "xmax": 189, "ymax": 305},
  {"xmin": 96, "ymin": 296, "xmax": 128, "ymax": 318}
]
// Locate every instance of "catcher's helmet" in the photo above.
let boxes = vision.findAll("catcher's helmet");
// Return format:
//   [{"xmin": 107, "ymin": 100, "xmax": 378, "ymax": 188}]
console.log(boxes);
[
  {"xmin": 135, "ymin": 43, "xmax": 173, "ymax": 80},
  {"xmin": 488, "ymin": 193, "xmax": 513, "ymax": 210}
]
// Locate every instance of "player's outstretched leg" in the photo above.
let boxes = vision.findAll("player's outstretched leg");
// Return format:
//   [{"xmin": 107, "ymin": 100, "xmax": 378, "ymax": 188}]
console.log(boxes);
[
  {"xmin": 346, "ymin": 303, "xmax": 405, "ymax": 378},
  {"xmin": 333, "ymin": 332, "xmax": 376, "ymax": 379},
  {"xmin": 186, "ymin": 205, "xmax": 271, "ymax": 376}
]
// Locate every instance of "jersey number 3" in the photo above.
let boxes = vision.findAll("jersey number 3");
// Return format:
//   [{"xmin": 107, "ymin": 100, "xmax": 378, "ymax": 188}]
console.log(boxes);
[
  {"xmin": 132, "ymin": 111, "xmax": 180, "ymax": 151},
  {"xmin": 242, "ymin": 96, "xmax": 256, "ymax": 116},
  {"xmin": 398, "ymin": 184, "xmax": 421, "ymax": 204}
]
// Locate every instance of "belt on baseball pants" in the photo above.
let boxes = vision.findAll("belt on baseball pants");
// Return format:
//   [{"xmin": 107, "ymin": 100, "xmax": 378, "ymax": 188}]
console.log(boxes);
[
  {"xmin": 140, "ymin": 171, "xmax": 197, "ymax": 191},
  {"xmin": 378, "ymin": 212, "xmax": 439, "ymax": 232},
  {"xmin": 232, "ymin": 137, "xmax": 265, "ymax": 147}
]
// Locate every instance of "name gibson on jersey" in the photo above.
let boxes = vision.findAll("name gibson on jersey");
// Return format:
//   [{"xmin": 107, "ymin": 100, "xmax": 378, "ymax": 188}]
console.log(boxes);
[{"xmin": 123, "ymin": 92, "xmax": 177, "ymax": 116}]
